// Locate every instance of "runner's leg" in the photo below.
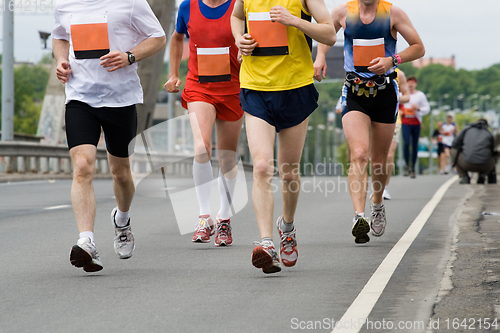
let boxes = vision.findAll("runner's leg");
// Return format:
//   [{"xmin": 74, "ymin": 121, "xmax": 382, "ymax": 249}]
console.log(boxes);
[
  {"xmin": 215, "ymin": 117, "xmax": 243, "ymax": 220},
  {"xmin": 370, "ymin": 122, "xmax": 396, "ymax": 204},
  {"xmin": 245, "ymin": 112, "xmax": 276, "ymax": 239},
  {"xmin": 70, "ymin": 145, "xmax": 98, "ymax": 234},
  {"xmin": 188, "ymin": 102, "xmax": 217, "ymax": 217},
  {"xmin": 343, "ymin": 111, "xmax": 371, "ymax": 215},
  {"xmin": 277, "ymin": 118, "xmax": 309, "ymax": 223}
]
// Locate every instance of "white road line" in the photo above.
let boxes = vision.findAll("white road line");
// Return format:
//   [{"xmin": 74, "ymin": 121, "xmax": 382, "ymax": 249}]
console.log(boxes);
[
  {"xmin": 44, "ymin": 205, "xmax": 71, "ymax": 210},
  {"xmin": 332, "ymin": 176, "xmax": 458, "ymax": 333}
]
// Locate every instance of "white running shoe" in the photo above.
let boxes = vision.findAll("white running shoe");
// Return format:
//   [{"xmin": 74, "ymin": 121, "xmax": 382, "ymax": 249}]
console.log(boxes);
[
  {"xmin": 70, "ymin": 237, "xmax": 103, "ymax": 272},
  {"xmin": 111, "ymin": 207, "xmax": 135, "ymax": 259},
  {"xmin": 370, "ymin": 201, "xmax": 387, "ymax": 237}
]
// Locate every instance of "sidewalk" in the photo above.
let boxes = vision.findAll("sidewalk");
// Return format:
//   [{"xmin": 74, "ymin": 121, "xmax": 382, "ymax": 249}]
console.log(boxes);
[{"xmin": 429, "ymin": 180, "xmax": 500, "ymax": 332}]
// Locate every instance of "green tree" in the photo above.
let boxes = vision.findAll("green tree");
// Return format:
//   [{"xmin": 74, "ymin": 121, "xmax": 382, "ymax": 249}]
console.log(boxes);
[{"xmin": 0, "ymin": 64, "xmax": 50, "ymax": 135}]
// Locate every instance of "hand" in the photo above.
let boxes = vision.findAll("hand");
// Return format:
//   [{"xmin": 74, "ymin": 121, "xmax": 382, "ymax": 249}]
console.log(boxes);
[
  {"xmin": 313, "ymin": 56, "xmax": 327, "ymax": 82},
  {"xmin": 367, "ymin": 56, "xmax": 392, "ymax": 76},
  {"xmin": 237, "ymin": 50, "xmax": 243, "ymax": 64},
  {"xmin": 100, "ymin": 51, "xmax": 129, "ymax": 72},
  {"xmin": 236, "ymin": 33, "xmax": 258, "ymax": 56},
  {"xmin": 411, "ymin": 104, "xmax": 419, "ymax": 111},
  {"xmin": 269, "ymin": 6, "xmax": 296, "ymax": 26},
  {"xmin": 164, "ymin": 76, "xmax": 182, "ymax": 93},
  {"xmin": 56, "ymin": 61, "xmax": 71, "ymax": 84}
]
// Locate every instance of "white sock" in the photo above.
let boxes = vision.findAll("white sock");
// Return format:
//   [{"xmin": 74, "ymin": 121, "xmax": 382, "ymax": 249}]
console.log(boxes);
[
  {"xmin": 115, "ymin": 208, "xmax": 130, "ymax": 227},
  {"xmin": 217, "ymin": 171, "xmax": 237, "ymax": 221},
  {"xmin": 79, "ymin": 231, "xmax": 94, "ymax": 244},
  {"xmin": 353, "ymin": 212, "xmax": 365, "ymax": 223},
  {"xmin": 280, "ymin": 217, "xmax": 294, "ymax": 233},
  {"xmin": 262, "ymin": 237, "xmax": 274, "ymax": 247},
  {"xmin": 193, "ymin": 160, "xmax": 213, "ymax": 216}
]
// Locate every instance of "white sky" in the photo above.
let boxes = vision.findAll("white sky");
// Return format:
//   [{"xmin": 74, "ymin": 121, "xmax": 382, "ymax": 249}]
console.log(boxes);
[{"xmin": 0, "ymin": 0, "xmax": 498, "ymax": 70}]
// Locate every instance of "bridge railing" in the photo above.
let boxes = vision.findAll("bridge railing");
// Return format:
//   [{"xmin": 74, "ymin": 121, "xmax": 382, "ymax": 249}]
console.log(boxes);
[{"xmin": 0, "ymin": 141, "xmax": 252, "ymax": 178}]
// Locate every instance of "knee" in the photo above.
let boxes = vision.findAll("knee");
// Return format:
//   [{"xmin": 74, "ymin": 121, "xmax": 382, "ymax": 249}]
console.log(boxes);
[
  {"xmin": 194, "ymin": 141, "xmax": 212, "ymax": 160},
  {"xmin": 387, "ymin": 150, "xmax": 395, "ymax": 162},
  {"xmin": 280, "ymin": 170, "xmax": 299, "ymax": 184},
  {"xmin": 253, "ymin": 160, "xmax": 274, "ymax": 180},
  {"xmin": 218, "ymin": 151, "xmax": 237, "ymax": 175},
  {"xmin": 110, "ymin": 164, "xmax": 132, "ymax": 184},
  {"xmin": 350, "ymin": 148, "xmax": 369, "ymax": 166},
  {"xmin": 72, "ymin": 156, "xmax": 94, "ymax": 182}
]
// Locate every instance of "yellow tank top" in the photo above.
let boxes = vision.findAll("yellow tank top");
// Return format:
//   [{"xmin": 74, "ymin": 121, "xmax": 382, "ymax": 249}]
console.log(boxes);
[{"xmin": 240, "ymin": 0, "xmax": 314, "ymax": 91}]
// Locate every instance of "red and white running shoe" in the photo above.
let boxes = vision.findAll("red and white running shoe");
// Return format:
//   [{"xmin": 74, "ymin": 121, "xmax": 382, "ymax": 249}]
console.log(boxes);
[
  {"xmin": 276, "ymin": 216, "xmax": 298, "ymax": 267},
  {"xmin": 192, "ymin": 215, "xmax": 214, "ymax": 243},
  {"xmin": 215, "ymin": 218, "xmax": 232, "ymax": 247},
  {"xmin": 252, "ymin": 240, "xmax": 281, "ymax": 274}
]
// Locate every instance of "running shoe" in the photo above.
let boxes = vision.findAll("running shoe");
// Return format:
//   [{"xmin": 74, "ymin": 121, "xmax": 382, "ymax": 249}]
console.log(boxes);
[
  {"xmin": 276, "ymin": 216, "xmax": 298, "ymax": 267},
  {"xmin": 410, "ymin": 168, "xmax": 416, "ymax": 179},
  {"xmin": 352, "ymin": 214, "xmax": 370, "ymax": 244},
  {"xmin": 382, "ymin": 188, "xmax": 391, "ymax": 200},
  {"xmin": 215, "ymin": 218, "xmax": 232, "ymax": 247},
  {"xmin": 252, "ymin": 240, "xmax": 281, "ymax": 274},
  {"xmin": 370, "ymin": 200, "xmax": 387, "ymax": 237},
  {"xmin": 111, "ymin": 207, "xmax": 135, "ymax": 259},
  {"xmin": 70, "ymin": 237, "xmax": 103, "ymax": 272},
  {"xmin": 192, "ymin": 215, "xmax": 214, "ymax": 243}
]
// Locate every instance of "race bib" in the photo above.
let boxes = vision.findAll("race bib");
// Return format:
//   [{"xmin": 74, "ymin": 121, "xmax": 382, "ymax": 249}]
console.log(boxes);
[
  {"xmin": 402, "ymin": 107, "xmax": 416, "ymax": 118},
  {"xmin": 248, "ymin": 12, "xmax": 288, "ymax": 56},
  {"xmin": 353, "ymin": 38, "xmax": 385, "ymax": 72},
  {"xmin": 197, "ymin": 47, "xmax": 231, "ymax": 83},
  {"xmin": 71, "ymin": 15, "xmax": 110, "ymax": 59}
]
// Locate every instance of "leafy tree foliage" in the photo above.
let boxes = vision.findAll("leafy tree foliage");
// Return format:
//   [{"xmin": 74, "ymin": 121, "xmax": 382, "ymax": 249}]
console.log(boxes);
[{"xmin": 0, "ymin": 63, "xmax": 49, "ymax": 135}]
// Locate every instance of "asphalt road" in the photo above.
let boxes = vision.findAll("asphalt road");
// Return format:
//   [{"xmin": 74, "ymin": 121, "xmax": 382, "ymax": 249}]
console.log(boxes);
[{"xmin": 0, "ymin": 173, "xmax": 476, "ymax": 332}]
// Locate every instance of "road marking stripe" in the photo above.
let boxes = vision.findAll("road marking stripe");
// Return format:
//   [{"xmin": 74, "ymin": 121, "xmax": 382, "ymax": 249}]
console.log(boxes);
[
  {"xmin": 332, "ymin": 176, "xmax": 458, "ymax": 333},
  {"xmin": 44, "ymin": 205, "xmax": 71, "ymax": 210}
]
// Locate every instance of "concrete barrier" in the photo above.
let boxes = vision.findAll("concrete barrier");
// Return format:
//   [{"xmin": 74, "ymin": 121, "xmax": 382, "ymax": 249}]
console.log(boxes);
[{"xmin": 0, "ymin": 142, "xmax": 252, "ymax": 180}]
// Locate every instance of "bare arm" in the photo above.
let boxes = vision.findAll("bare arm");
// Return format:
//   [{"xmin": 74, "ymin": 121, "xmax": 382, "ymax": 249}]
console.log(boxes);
[
  {"xmin": 392, "ymin": 6, "xmax": 425, "ymax": 64},
  {"xmin": 164, "ymin": 31, "xmax": 185, "ymax": 93},
  {"xmin": 100, "ymin": 36, "xmax": 167, "ymax": 72},
  {"xmin": 53, "ymin": 38, "xmax": 72, "ymax": 84},
  {"xmin": 313, "ymin": 4, "xmax": 344, "ymax": 81},
  {"xmin": 368, "ymin": 6, "xmax": 425, "ymax": 75},
  {"xmin": 270, "ymin": 0, "xmax": 334, "ymax": 46},
  {"xmin": 231, "ymin": 0, "xmax": 258, "ymax": 56},
  {"xmin": 398, "ymin": 70, "xmax": 410, "ymax": 104}
]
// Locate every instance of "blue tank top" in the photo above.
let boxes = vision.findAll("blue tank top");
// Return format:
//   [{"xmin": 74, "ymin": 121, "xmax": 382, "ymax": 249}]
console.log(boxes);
[{"xmin": 344, "ymin": 0, "xmax": 397, "ymax": 78}]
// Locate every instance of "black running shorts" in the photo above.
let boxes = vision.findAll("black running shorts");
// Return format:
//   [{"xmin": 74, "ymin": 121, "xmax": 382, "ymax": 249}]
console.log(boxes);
[
  {"xmin": 342, "ymin": 81, "xmax": 399, "ymax": 124},
  {"xmin": 65, "ymin": 100, "xmax": 137, "ymax": 158}
]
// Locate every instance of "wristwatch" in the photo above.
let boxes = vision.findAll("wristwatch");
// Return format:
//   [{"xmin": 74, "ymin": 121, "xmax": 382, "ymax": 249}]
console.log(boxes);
[
  {"xmin": 126, "ymin": 51, "xmax": 136, "ymax": 65},
  {"xmin": 391, "ymin": 55, "xmax": 398, "ymax": 66},
  {"xmin": 391, "ymin": 54, "xmax": 401, "ymax": 66}
]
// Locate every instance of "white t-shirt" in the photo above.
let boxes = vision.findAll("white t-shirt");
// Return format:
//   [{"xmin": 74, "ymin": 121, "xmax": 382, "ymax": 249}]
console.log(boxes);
[
  {"xmin": 403, "ymin": 90, "xmax": 430, "ymax": 123},
  {"xmin": 440, "ymin": 123, "xmax": 456, "ymax": 147},
  {"xmin": 52, "ymin": 0, "xmax": 165, "ymax": 108}
]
